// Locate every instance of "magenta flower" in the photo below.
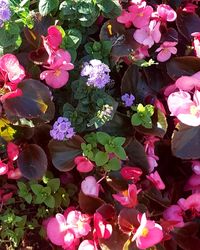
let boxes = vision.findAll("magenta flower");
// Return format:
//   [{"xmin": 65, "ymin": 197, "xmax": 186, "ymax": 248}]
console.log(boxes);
[
  {"xmin": 7, "ymin": 142, "xmax": 19, "ymax": 161},
  {"xmin": 81, "ymin": 176, "xmax": 100, "ymax": 197},
  {"xmin": 157, "ymin": 4, "xmax": 177, "ymax": 22},
  {"xmin": 185, "ymin": 173, "xmax": 200, "ymax": 193},
  {"xmin": 146, "ymin": 171, "xmax": 165, "ymax": 190},
  {"xmin": 163, "ymin": 205, "xmax": 184, "ymax": 227},
  {"xmin": 117, "ymin": 10, "xmax": 133, "ymax": 28},
  {"xmin": 156, "ymin": 41, "xmax": 177, "ymax": 62},
  {"xmin": 178, "ymin": 193, "xmax": 200, "ymax": 213},
  {"xmin": 120, "ymin": 166, "xmax": 143, "ymax": 182},
  {"xmin": 40, "ymin": 49, "xmax": 74, "ymax": 88},
  {"xmin": 128, "ymin": 5, "xmax": 153, "ymax": 28},
  {"xmin": 74, "ymin": 156, "xmax": 94, "ymax": 173},
  {"xmin": 0, "ymin": 54, "xmax": 25, "ymax": 90},
  {"xmin": 113, "ymin": 184, "xmax": 139, "ymax": 208},
  {"xmin": 192, "ymin": 160, "xmax": 200, "ymax": 175},
  {"xmin": 0, "ymin": 161, "xmax": 8, "ymax": 175},
  {"xmin": 133, "ymin": 20, "xmax": 161, "ymax": 48},
  {"xmin": 78, "ymin": 240, "xmax": 96, "ymax": 250},
  {"xmin": 132, "ymin": 213, "xmax": 163, "ymax": 249},
  {"xmin": 94, "ymin": 212, "xmax": 112, "ymax": 239},
  {"xmin": 167, "ymin": 90, "xmax": 200, "ymax": 126},
  {"xmin": 192, "ymin": 32, "xmax": 200, "ymax": 58}
]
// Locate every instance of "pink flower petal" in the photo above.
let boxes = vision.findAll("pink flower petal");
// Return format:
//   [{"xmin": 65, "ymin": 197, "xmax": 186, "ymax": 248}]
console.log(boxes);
[{"xmin": 40, "ymin": 69, "xmax": 69, "ymax": 88}]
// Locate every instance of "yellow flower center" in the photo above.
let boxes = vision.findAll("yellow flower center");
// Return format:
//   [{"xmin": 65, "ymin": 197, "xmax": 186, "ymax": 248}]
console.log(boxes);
[
  {"xmin": 141, "ymin": 227, "xmax": 149, "ymax": 237},
  {"xmin": 107, "ymin": 24, "xmax": 113, "ymax": 36},
  {"xmin": 122, "ymin": 190, "xmax": 129, "ymax": 197},
  {"xmin": 77, "ymin": 220, "xmax": 84, "ymax": 229},
  {"xmin": 190, "ymin": 105, "xmax": 198, "ymax": 116},
  {"xmin": 54, "ymin": 69, "xmax": 61, "ymax": 77},
  {"xmin": 138, "ymin": 13, "xmax": 144, "ymax": 17}
]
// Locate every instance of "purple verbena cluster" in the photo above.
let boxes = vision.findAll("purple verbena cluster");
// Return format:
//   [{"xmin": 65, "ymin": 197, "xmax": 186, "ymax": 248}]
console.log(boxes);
[
  {"xmin": 50, "ymin": 117, "xmax": 75, "ymax": 140},
  {"xmin": 0, "ymin": 0, "xmax": 11, "ymax": 26},
  {"xmin": 121, "ymin": 93, "xmax": 135, "ymax": 107},
  {"xmin": 81, "ymin": 59, "xmax": 110, "ymax": 89}
]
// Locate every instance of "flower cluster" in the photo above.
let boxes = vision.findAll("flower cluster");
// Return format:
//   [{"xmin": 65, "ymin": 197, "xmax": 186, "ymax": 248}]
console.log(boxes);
[
  {"xmin": 81, "ymin": 59, "xmax": 110, "ymax": 88},
  {"xmin": 50, "ymin": 117, "xmax": 75, "ymax": 140},
  {"xmin": 0, "ymin": 0, "xmax": 11, "ymax": 26}
]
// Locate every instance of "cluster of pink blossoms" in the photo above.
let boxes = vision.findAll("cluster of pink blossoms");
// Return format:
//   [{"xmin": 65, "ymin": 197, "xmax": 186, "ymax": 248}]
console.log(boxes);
[
  {"xmin": 117, "ymin": 1, "xmax": 178, "ymax": 62},
  {"xmin": 40, "ymin": 26, "xmax": 74, "ymax": 89}
]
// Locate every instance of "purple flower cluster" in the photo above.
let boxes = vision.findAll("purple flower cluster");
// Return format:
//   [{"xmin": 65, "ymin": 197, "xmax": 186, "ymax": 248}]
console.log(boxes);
[
  {"xmin": 50, "ymin": 117, "xmax": 75, "ymax": 140},
  {"xmin": 81, "ymin": 59, "xmax": 110, "ymax": 89},
  {"xmin": 0, "ymin": 0, "xmax": 11, "ymax": 26},
  {"xmin": 121, "ymin": 93, "xmax": 135, "ymax": 107}
]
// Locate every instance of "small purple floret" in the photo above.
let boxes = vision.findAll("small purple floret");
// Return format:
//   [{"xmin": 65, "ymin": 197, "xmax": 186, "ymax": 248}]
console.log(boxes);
[
  {"xmin": 121, "ymin": 93, "xmax": 135, "ymax": 107},
  {"xmin": 50, "ymin": 117, "xmax": 75, "ymax": 140},
  {"xmin": 0, "ymin": 0, "xmax": 11, "ymax": 24},
  {"xmin": 81, "ymin": 59, "xmax": 110, "ymax": 89}
]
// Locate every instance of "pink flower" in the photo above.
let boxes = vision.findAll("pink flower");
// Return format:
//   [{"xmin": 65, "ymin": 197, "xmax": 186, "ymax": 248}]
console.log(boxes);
[
  {"xmin": 7, "ymin": 168, "xmax": 22, "ymax": 180},
  {"xmin": 163, "ymin": 205, "xmax": 184, "ymax": 227},
  {"xmin": 128, "ymin": 5, "xmax": 153, "ymax": 28},
  {"xmin": 7, "ymin": 142, "xmax": 19, "ymax": 161},
  {"xmin": 157, "ymin": 4, "xmax": 177, "ymax": 22},
  {"xmin": 81, "ymin": 176, "xmax": 100, "ymax": 197},
  {"xmin": 117, "ymin": 10, "xmax": 133, "ymax": 28},
  {"xmin": 167, "ymin": 90, "xmax": 200, "ymax": 126},
  {"xmin": 0, "ymin": 161, "xmax": 8, "ymax": 175},
  {"xmin": 46, "ymin": 213, "xmax": 68, "ymax": 246},
  {"xmin": 66, "ymin": 210, "xmax": 91, "ymax": 238},
  {"xmin": 133, "ymin": 45, "xmax": 149, "ymax": 60},
  {"xmin": 132, "ymin": 213, "xmax": 163, "ymax": 249},
  {"xmin": 182, "ymin": 3, "xmax": 197, "ymax": 13},
  {"xmin": 133, "ymin": 20, "xmax": 161, "ymax": 48},
  {"xmin": 192, "ymin": 160, "xmax": 200, "ymax": 175},
  {"xmin": 94, "ymin": 212, "xmax": 112, "ymax": 239},
  {"xmin": 112, "ymin": 184, "xmax": 139, "ymax": 208},
  {"xmin": 74, "ymin": 156, "xmax": 94, "ymax": 173},
  {"xmin": 185, "ymin": 173, "xmax": 200, "ymax": 193},
  {"xmin": 40, "ymin": 49, "xmax": 74, "ymax": 88},
  {"xmin": 146, "ymin": 171, "xmax": 165, "ymax": 190},
  {"xmin": 0, "ymin": 54, "xmax": 25, "ymax": 91},
  {"xmin": 120, "ymin": 166, "xmax": 143, "ymax": 182},
  {"xmin": 78, "ymin": 240, "xmax": 97, "ymax": 250},
  {"xmin": 192, "ymin": 32, "xmax": 200, "ymax": 58},
  {"xmin": 178, "ymin": 193, "xmax": 200, "ymax": 213},
  {"xmin": 156, "ymin": 41, "xmax": 177, "ymax": 62}
]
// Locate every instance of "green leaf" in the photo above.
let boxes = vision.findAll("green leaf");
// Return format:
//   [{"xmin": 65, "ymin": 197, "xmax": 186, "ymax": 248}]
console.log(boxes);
[
  {"xmin": 131, "ymin": 113, "xmax": 142, "ymax": 126},
  {"xmin": 104, "ymin": 157, "xmax": 121, "ymax": 171},
  {"xmin": 96, "ymin": 132, "xmax": 111, "ymax": 145},
  {"xmin": 24, "ymin": 193, "xmax": 32, "ymax": 204},
  {"xmin": 112, "ymin": 137, "xmax": 126, "ymax": 146},
  {"xmin": 44, "ymin": 195, "xmax": 55, "ymax": 208},
  {"xmin": 95, "ymin": 151, "xmax": 109, "ymax": 166},
  {"xmin": 47, "ymin": 178, "xmax": 60, "ymax": 193},
  {"xmin": 17, "ymin": 182, "xmax": 27, "ymax": 192},
  {"xmin": 145, "ymin": 104, "xmax": 154, "ymax": 116},
  {"xmin": 63, "ymin": 28, "xmax": 82, "ymax": 49},
  {"xmin": 113, "ymin": 146, "xmax": 126, "ymax": 160},
  {"xmin": 39, "ymin": 0, "xmax": 59, "ymax": 16},
  {"xmin": 30, "ymin": 184, "xmax": 43, "ymax": 195}
]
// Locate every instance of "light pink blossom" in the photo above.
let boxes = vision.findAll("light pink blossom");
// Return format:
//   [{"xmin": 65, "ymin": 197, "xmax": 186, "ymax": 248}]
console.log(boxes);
[
  {"xmin": 192, "ymin": 32, "xmax": 200, "ymax": 58},
  {"xmin": 74, "ymin": 156, "xmax": 94, "ymax": 173},
  {"xmin": 163, "ymin": 205, "xmax": 184, "ymax": 227},
  {"xmin": 156, "ymin": 41, "xmax": 177, "ymax": 62},
  {"xmin": 128, "ymin": 5, "xmax": 153, "ymax": 28},
  {"xmin": 132, "ymin": 213, "xmax": 163, "ymax": 249},
  {"xmin": 40, "ymin": 49, "xmax": 74, "ymax": 88},
  {"xmin": 167, "ymin": 90, "xmax": 200, "ymax": 126},
  {"xmin": 78, "ymin": 240, "xmax": 96, "ymax": 250},
  {"xmin": 81, "ymin": 176, "xmax": 100, "ymax": 197},
  {"xmin": 146, "ymin": 171, "xmax": 165, "ymax": 190},
  {"xmin": 178, "ymin": 193, "xmax": 200, "ymax": 213},
  {"xmin": 157, "ymin": 4, "xmax": 177, "ymax": 22},
  {"xmin": 112, "ymin": 184, "xmax": 139, "ymax": 208},
  {"xmin": 133, "ymin": 20, "xmax": 161, "ymax": 48}
]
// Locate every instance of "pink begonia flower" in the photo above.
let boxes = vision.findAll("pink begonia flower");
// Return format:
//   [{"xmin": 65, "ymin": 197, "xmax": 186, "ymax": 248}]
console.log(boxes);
[
  {"xmin": 192, "ymin": 32, "xmax": 200, "ymax": 58},
  {"xmin": 178, "ymin": 193, "xmax": 200, "ymax": 213},
  {"xmin": 157, "ymin": 4, "xmax": 177, "ymax": 22},
  {"xmin": 133, "ymin": 20, "xmax": 161, "ymax": 48},
  {"xmin": 81, "ymin": 176, "xmax": 100, "ymax": 197},
  {"xmin": 113, "ymin": 184, "xmax": 140, "ymax": 208},
  {"xmin": 117, "ymin": 10, "xmax": 133, "ymax": 28},
  {"xmin": 183, "ymin": 3, "xmax": 198, "ymax": 13},
  {"xmin": 156, "ymin": 41, "xmax": 177, "ymax": 62},
  {"xmin": 185, "ymin": 173, "xmax": 200, "ymax": 193},
  {"xmin": 94, "ymin": 212, "xmax": 112, "ymax": 239},
  {"xmin": 40, "ymin": 49, "xmax": 74, "ymax": 88},
  {"xmin": 167, "ymin": 90, "xmax": 200, "ymax": 126},
  {"xmin": 0, "ymin": 161, "xmax": 8, "ymax": 175},
  {"xmin": 74, "ymin": 156, "xmax": 94, "ymax": 173},
  {"xmin": 120, "ymin": 165, "xmax": 143, "ymax": 182},
  {"xmin": 133, "ymin": 45, "xmax": 149, "ymax": 60},
  {"xmin": 63, "ymin": 229, "xmax": 79, "ymax": 250},
  {"xmin": 46, "ymin": 213, "xmax": 68, "ymax": 246},
  {"xmin": 78, "ymin": 240, "xmax": 96, "ymax": 250},
  {"xmin": 7, "ymin": 142, "xmax": 19, "ymax": 161},
  {"xmin": 146, "ymin": 171, "xmax": 165, "ymax": 190},
  {"xmin": 163, "ymin": 205, "xmax": 184, "ymax": 227},
  {"xmin": 7, "ymin": 168, "xmax": 22, "ymax": 180},
  {"xmin": 132, "ymin": 213, "xmax": 163, "ymax": 249},
  {"xmin": 128, "ymin": 5, "xmax": 153, "ymax": 28},
  {"xmin": 66, "ymin": 210, "xmax": 91, "ymax": 238},
  {"xmin": 192, "ymin": 160, "xmax": 200, "ymax": 175}
]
